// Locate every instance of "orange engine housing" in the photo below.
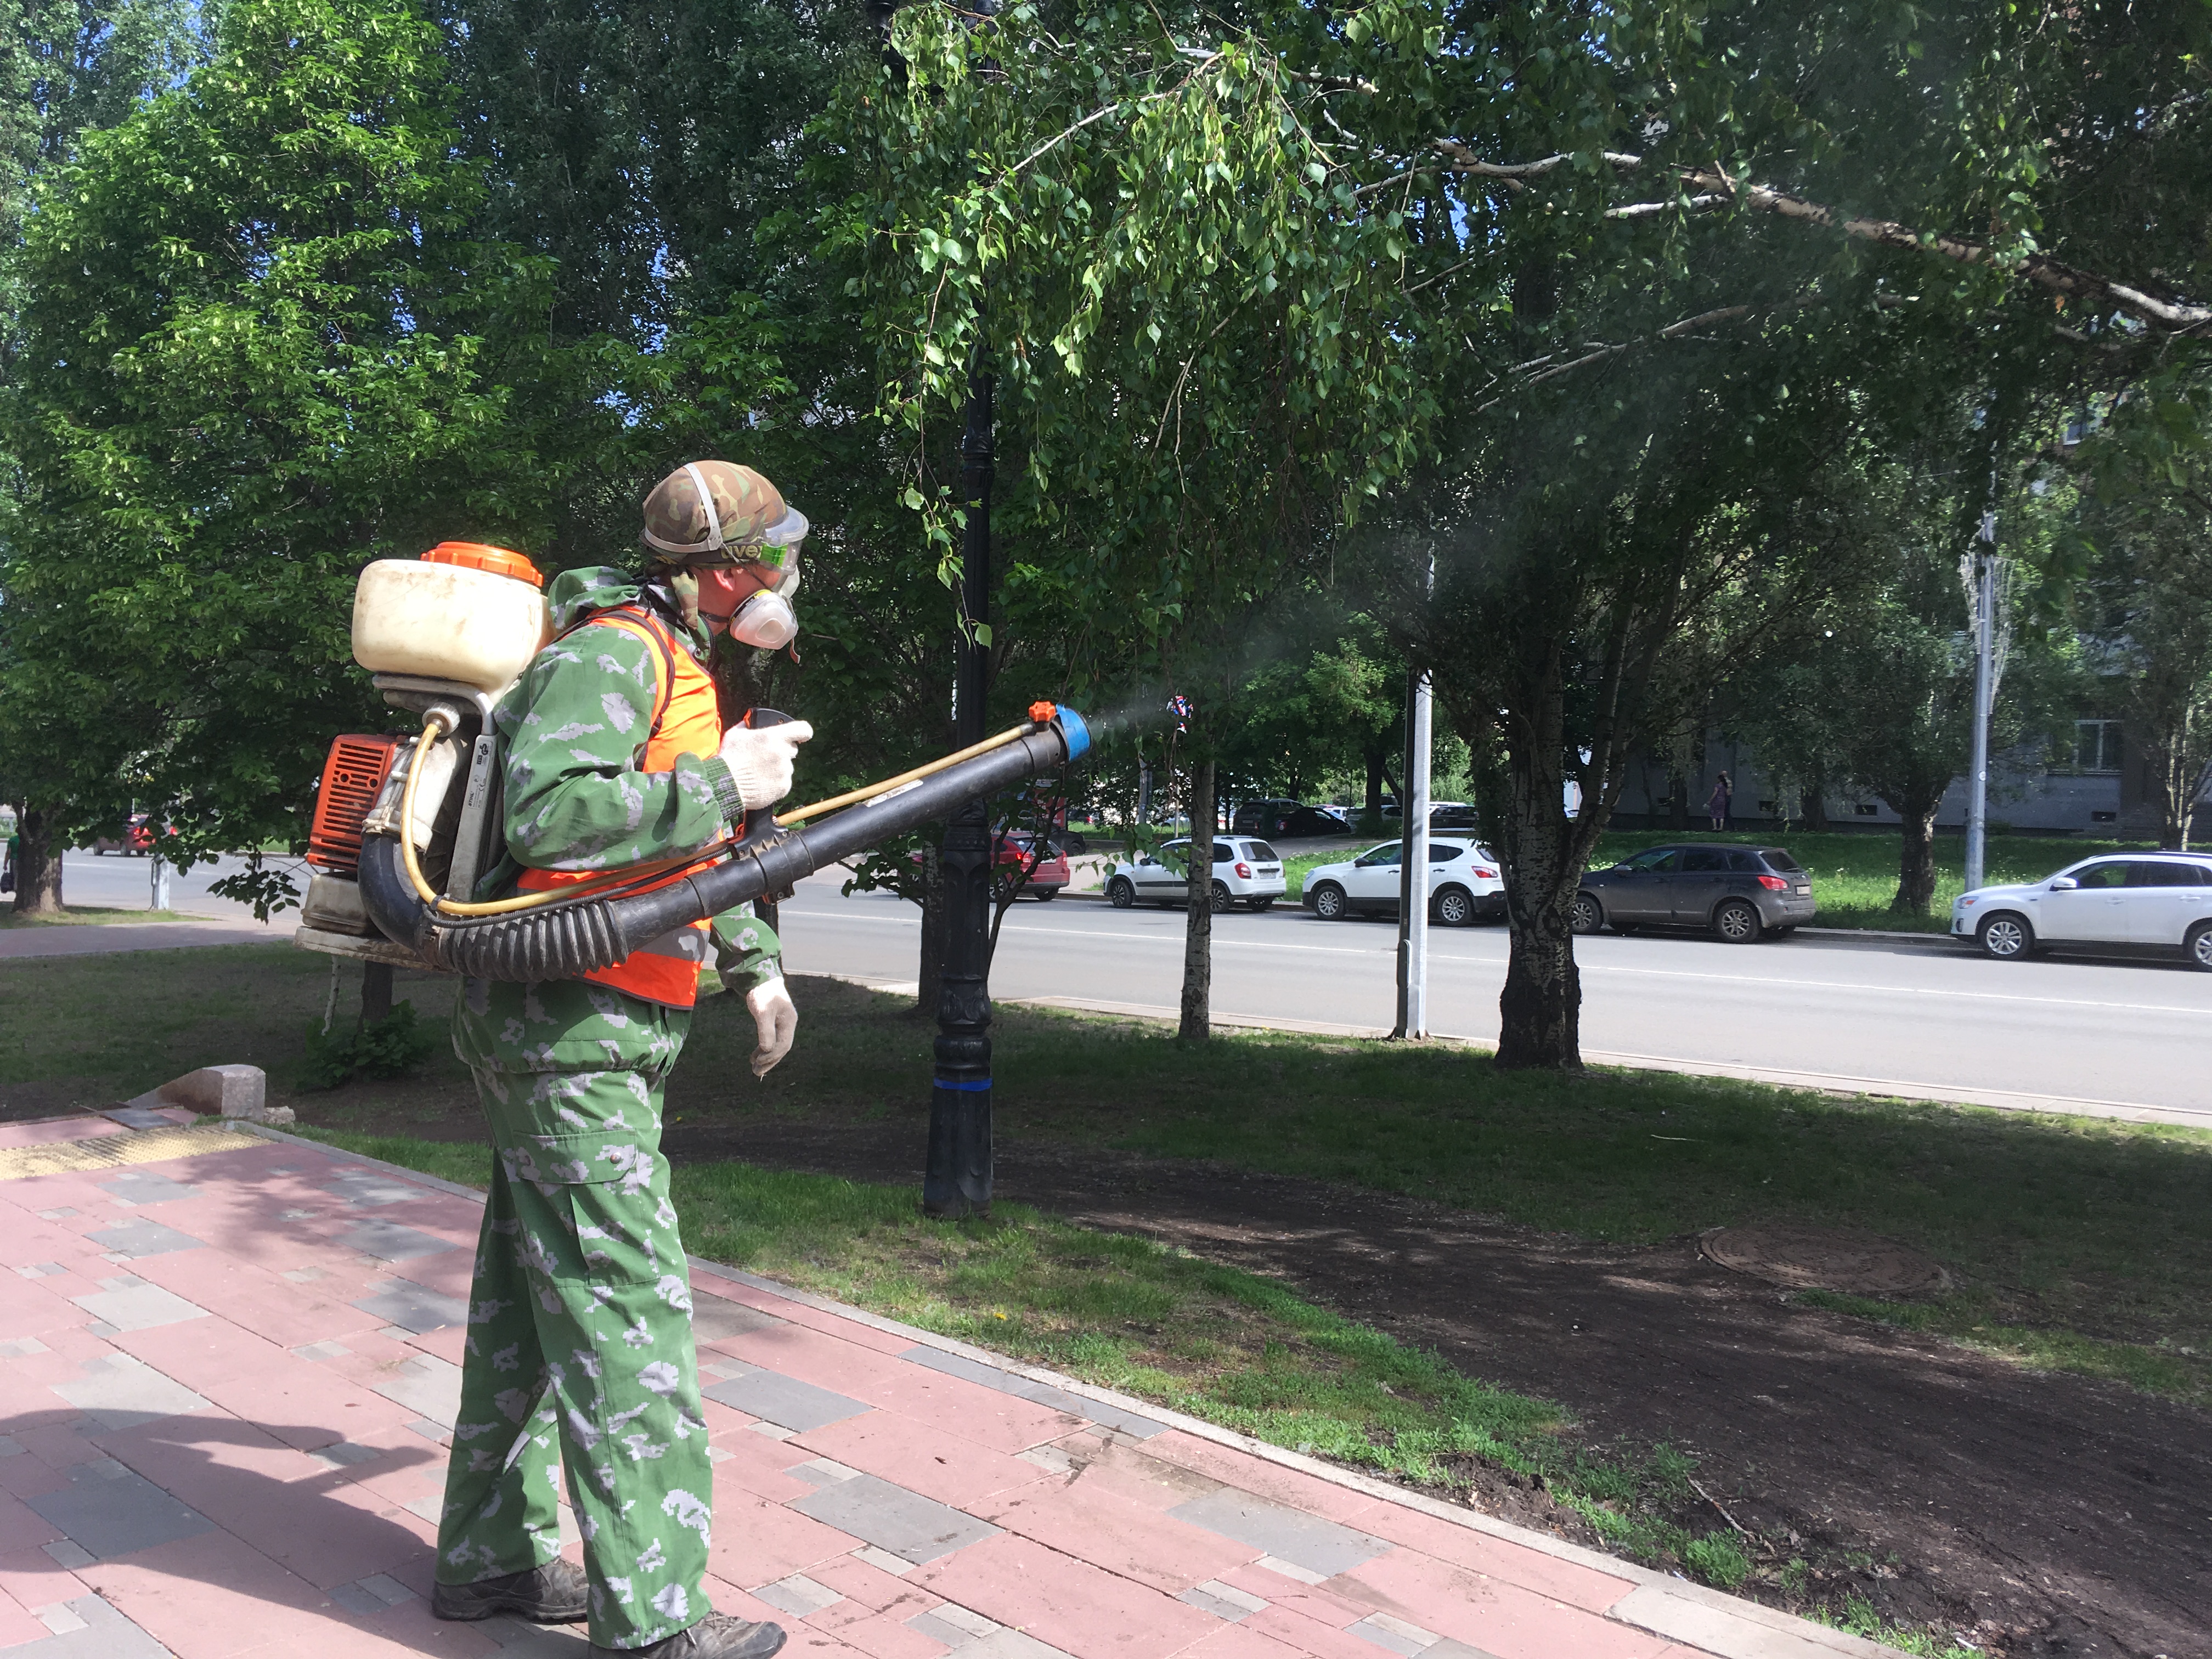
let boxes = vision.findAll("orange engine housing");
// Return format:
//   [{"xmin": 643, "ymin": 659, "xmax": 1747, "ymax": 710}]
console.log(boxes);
[{"xmin": 307, "ymin": 735, "xmax": 401, "ymax": 876}]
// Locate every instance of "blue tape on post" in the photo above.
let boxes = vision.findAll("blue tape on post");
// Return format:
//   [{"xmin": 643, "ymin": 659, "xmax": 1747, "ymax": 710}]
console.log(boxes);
[
  {"xmin": 934, "ymin": 1077, "xmax": 992, "ymax": 1092},
  {"xmin": 1056, "ymin": 706, "xmax": 1091, "ymax": 761}
]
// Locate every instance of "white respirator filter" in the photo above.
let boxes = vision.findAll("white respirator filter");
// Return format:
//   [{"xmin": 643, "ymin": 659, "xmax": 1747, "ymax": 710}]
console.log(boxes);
[{"xmin": 729, "ymin": 586, "xmax": 799, "ymax": 650}]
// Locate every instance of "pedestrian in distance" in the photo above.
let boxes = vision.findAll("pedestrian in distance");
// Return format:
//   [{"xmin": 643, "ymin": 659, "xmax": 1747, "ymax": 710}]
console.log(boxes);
[
  {"xmin": 1706, "ymin": 770, "xmax": 1733, "ymax": 831},
  {"xmin": 427, "ymin": 461, "xmax": 812, "ymax": 1659}
]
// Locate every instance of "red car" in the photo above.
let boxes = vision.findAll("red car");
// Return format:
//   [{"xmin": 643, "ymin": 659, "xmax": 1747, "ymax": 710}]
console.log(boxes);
[
  {"xmin": 906, "ymin": 833, "xmax": 1071, "ymax": 900},
  {"xmin": 91, "ymin": 813, "xmax": 158, "ymax": 855},
  {"xmin": 996, "ymin": 832, "xmax": 1070, "ymax": 901}
]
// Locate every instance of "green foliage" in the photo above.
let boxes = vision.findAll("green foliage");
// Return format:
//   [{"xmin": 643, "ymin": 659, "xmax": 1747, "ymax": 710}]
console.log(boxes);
[
  {"xmin": 300, "ymin": 1000, "xmax": 436, "ymax": 1090},
  {"xmin": 0, "ymin": 0, "xmax": 794, "ymax": 860}
]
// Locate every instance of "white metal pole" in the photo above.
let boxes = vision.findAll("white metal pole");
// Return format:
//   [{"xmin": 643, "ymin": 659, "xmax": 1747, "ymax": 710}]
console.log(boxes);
[
  {"xmin": 1964, "ymin": 509, "xmax": 1997, "ymax": 895},
  {"xmin": 1394, "ymin": 669, "xmax": 1434, "ymax": 1038},
  {"xmin": 149, "ymin": 849, "xmax": 171, "ymax": 911}
]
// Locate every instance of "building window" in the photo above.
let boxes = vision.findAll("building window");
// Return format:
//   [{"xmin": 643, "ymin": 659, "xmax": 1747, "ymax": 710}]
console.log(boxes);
[{"xmin": 2073, "ymin": 720, "xmax": 2123, "ymax": 775}]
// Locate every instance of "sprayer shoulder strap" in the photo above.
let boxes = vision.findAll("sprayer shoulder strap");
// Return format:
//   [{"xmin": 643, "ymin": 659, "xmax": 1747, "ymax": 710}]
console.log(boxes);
[{"xmin": 563, "ymin": 605, "xmax": 678, "ymax": 740}]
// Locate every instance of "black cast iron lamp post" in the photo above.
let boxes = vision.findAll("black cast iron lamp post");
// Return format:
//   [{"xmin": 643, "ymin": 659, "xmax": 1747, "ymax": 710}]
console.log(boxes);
[{"xmin": 926, "ymin": 363, "xmax": 997, "ymax": 1218}]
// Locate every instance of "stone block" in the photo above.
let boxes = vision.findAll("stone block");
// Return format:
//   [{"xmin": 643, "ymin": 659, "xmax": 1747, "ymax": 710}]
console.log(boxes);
[{"xmin": 123, "ymin": 1063, "xmax": 291, "ymax": 1125}]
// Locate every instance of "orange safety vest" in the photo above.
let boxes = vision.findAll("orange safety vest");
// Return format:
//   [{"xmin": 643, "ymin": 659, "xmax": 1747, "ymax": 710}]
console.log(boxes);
[{"xmin": 515, "ymin": 606, "xmax": 724, "ymax": 1008}]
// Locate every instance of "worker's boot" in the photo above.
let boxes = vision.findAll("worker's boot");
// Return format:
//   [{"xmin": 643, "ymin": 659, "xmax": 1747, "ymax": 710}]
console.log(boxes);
[
  {"xmin": 431, "ymin": 1558, "xmax": 590, "ymax": 1623},
  {"xmin": 591, "ymin": 1613, "xmax": 787, "ymax": 1659}
]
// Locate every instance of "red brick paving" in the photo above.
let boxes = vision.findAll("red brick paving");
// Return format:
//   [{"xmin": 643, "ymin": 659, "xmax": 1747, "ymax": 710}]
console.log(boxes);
[{"xmin": 0, "ymin": 1119, "xmax": 1772, "ymax": 1659}]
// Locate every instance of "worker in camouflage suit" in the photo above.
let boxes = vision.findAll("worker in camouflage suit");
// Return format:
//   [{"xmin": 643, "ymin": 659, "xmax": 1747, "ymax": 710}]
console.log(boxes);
[{"xmin": 428, "ymin": 461, "xmax": 812, "ymax": 1659}]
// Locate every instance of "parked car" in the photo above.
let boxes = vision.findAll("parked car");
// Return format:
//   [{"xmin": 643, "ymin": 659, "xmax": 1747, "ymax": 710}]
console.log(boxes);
[
  {"xmin": 1301, "ymin": 839, "xmax": 1505, "ymax": 926},
  {"xmin": 1231, "ymin": 800, "xmax": 1351, "ymax": 839},
  {"xmin": 90, "ymin": 813, "xmax": 156, "ymax": 856},
  {"xmin": 1572, "ymin": 843, "xmax": 1815, "ymax": 942},
  {"xmin": 1105, "ymin": 837, "xmax": 1287, "ymax": 911},
  {"xmin": 1380, "ymin": 800, "xmax": 1481, "ymax": 831},
  {"xmin": 996, "ymin": 832, "xmax": 1070, "ymax": 901},
  {"xmin": 1954, "ymin": 853, "xmax": 2212, "ymax": 968},
  {"xmin": 910, "ymin": 832, "xmax": 1071, "ymax": 900}
]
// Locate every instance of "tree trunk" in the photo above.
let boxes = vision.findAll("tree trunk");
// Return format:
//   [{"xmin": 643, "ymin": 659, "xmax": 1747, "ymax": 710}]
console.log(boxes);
[
  {"xmin": 1180, "ymin": 759, "xmax": 1216, "ymax": 1041},
  {"xmin": 361, "ymin": 962, "xmax": 394, "ymax": 1026},
  {"xmin": 914, "ymin": 844, "xmax": 946, "ymax": 1018},
  {"xmin": 1494, "ymin": 728, "xmax": 1583, "ymax": 1070},
  {"xmin": 13, "ymin": 806, "xmax": 65, "ymax": 917},
  {"xmin": 1363, "ymin": 748, "xmax": 1385, "ymax": 820},
  {"xmin": 1891, "ymin": 800, "xmax": 1941, "ymax": 915},
  {"xmin": 1799, "ymin": 764, "xmax": 1830, "ymax": 832}
]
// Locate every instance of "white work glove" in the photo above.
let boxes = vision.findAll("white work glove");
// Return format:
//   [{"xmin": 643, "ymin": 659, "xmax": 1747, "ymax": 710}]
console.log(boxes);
[
  {"xmin": 745, "ymin": 977, "xmax": 798, "ymax": 1077},
  {"xmin": 719, "ymin": 720, "xmax": 814, "ymax": 811}
]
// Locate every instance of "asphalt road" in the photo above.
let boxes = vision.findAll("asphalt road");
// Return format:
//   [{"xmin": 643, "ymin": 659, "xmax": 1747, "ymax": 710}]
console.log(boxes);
[
  {"xmin": 776, "ymin": 875, "xmax": 2212, "ymax": 1126},
  {"xmin": 44, "ymin": 849, "xmax": 294, "ymax": 923},
  {"xmin": 40, "ymin": 848, "xmax": 2212, "ymax": 1124}
]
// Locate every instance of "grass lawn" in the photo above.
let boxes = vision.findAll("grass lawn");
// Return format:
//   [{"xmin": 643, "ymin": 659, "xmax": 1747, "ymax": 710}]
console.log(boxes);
[
  {"xmin": 1280, "ymin": 831, "xmax": 2135, "ymax": 933},
  {"xmin": 9, "ymin": 943, "xmax": 2207, "ymax": 1409},
  {"xmin": 0, "ymin": 905, "xmax": 207, "ymax": 929}
]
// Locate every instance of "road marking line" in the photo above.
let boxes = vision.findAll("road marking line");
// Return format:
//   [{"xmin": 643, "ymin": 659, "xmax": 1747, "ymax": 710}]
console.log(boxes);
[{"xmin": 792, "ymin": 907, "xmax": 2212, "ymax": 1014}]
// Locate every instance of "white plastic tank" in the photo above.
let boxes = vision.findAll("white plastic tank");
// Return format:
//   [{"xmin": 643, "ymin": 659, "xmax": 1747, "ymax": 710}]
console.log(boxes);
[{"xmin": 352, "ymin": 542, "xmax": 551, "ymax": 692}]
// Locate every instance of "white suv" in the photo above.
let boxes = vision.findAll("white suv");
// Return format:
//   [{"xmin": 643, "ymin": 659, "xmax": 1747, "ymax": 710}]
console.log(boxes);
[
  {"xmin": 1105, "ymin": 837, "xmax": 1288, "ymax": 912},
  {"xmin": 1954, "ymin": 854, "xmax": 2212, "ymax": 968},
  {"xmin": 1302, "ymin": 840, "xmax": 1506, "ymax": 926}
]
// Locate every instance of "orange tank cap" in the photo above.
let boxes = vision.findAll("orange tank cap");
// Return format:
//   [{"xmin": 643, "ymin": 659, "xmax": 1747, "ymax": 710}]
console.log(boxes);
[
  {"xmin": 421, "ymin": 541, "xmax": 544, "ymax": 588},
  {"xmin": 1028, "ymin": 701, "xmax": 1058, "ymax": 725}
]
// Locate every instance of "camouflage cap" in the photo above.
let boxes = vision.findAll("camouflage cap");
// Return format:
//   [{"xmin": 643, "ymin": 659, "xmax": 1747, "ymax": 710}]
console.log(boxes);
[{"xmin": 641, "ymin": 461, "xmax": 796, "ymax": 563}]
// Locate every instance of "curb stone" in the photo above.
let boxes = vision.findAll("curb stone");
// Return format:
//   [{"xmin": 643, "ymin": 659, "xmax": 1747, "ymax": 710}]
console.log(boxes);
[{"xmin": 241, "ymin": 1123, "xmax": 1901, "ymax": 1659}]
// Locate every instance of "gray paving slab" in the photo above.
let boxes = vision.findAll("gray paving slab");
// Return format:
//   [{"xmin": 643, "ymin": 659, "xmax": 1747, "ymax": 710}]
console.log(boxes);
[
  {"xmin": 691, "ymin": 1292, "xmax": 783, "ymax": 1343},
  {"xmin": 791, "ymin": 1472, "xmax": 1000, "ymax": 1565},
  {"xmin": 70, "ymin": 1278, "xmax": 210, "ymax": 1333},
  {"xmin": 476, "ymin": 1614, "xmax": 592, "ymax": 1653},
  {"xmin": 308, "ymin": 1440, "xmax": 383, "ymax": 1469},
  {"xmin": 327, "ymin": 1581, "xmax": 391, "ymax": 1617},
  {"xmin": 908, "ymin": 1611, "xmax": 992, "ymax": 1647},
  {"xmin": 96, "ymin": 1107, "xmax": 178, "ymax": 1131},
  {"xmin": 337, "ymin": 1218, "xmax": 459, "ymax": 1261},
  {"xmin": 702, "ymin": 1369, "xmax": 872, "ymax": 1432},
  {"xmin": 899, "ymin": 1345, "xmax": 1165, "ymax": 1438},
  {"xmin": 4, "ymin": 1593, "xmax": 174, "ymax": 1658},
  {"xmin": 1169, "ymin": 1488, "xmax": 1390, "ymax": 1580},
  {"xmin": 321, "ymin": 1171, "xmax": 426, "ymax": 1207},
  {"xmin": 49, "ymin": 1353, "xmax": 211, "ymax": 1430},
  {"xmin": 961, "ymin": 1629, "xmax": 1080, "ymax": 1659},
  {"xmin": 351, "ymin": 1280, "xmax": 470, "ymax": 1333},
  {"xmin": 1347, "ymin": 1615, "xmax": 1432, "ymax": 1655},
  {"xmin": 1178, "ymin": 1579, "xmax": 1268, "ymax": 1622},
  {"xmin": 371, "ymin": 1353, "xmax": 463, "ymax": 1427},
  {"xmin": 1424, "ymin": 1643, "xmax": 1506, "ymax": 1659},
  {"xmin": 94, "ymin": 1171, "xmax": 199, "ymax": 1206},
  {"xmin": 754, "ymin": 1574, "xmax": 842, "ymax": 1616},
  {"xmin": 25, "ymin": 1458, "xmax": 215, "ymax": 1560},
  {"xmin": 82, "ymin": 1217, "xmax": 203, "ymax": 1259}
]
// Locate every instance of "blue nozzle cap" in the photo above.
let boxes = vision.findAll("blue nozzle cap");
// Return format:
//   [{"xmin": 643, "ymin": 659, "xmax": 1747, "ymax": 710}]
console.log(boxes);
[{"xmin": 1056, "ymin": 706, "xmax": 1091, "ymax": 761}]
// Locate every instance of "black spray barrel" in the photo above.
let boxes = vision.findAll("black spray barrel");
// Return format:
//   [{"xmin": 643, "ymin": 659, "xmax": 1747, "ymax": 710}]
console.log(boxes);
[{"xmin": 360, "ymin": 708, "xmax": 1091, "ymax": 981}]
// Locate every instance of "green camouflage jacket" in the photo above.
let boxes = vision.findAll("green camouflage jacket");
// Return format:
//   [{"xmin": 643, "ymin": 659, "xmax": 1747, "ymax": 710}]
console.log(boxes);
[{"xmin": 478, "ymin": 566, "xmax": 781, "ymax": 993}]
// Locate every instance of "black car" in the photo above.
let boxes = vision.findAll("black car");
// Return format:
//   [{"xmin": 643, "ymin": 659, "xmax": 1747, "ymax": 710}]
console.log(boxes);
[
  {"xmin": 1573, "ymin": 843, "xmax": 1816, "ymax": 942},
  {"xmin": 1231, "ymin": 799, "xmax": 1351, "ymax": 839}
]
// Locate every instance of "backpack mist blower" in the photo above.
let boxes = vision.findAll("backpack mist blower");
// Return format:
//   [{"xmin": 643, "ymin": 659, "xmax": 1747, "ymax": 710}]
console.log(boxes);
[{"xmin": 294, "ymin": 543, "xmax": 1091, "ymax": 980}]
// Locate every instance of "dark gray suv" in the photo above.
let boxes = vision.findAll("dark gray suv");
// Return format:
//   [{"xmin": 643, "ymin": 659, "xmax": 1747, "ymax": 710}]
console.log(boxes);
[{"xmin": 1572, "ymin": 844, "xmax": 1816, "ymax": 942}]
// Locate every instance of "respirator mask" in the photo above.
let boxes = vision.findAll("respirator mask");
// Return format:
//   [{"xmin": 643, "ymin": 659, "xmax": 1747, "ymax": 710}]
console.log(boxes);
[{"xmin": 722, "ymin": 547, "xmax": 804, "ymax": 651}]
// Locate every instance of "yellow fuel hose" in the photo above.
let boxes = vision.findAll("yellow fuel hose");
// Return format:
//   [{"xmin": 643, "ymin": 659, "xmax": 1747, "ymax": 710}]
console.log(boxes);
[{"xmin": 397, "ymin": 713, "xmax": 1047, "ymax": 919}]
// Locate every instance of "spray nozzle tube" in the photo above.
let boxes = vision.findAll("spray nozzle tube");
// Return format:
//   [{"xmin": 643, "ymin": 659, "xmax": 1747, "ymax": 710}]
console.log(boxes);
[{"xmin": 358, "ymin": 705, "xmax": 1091, "ymax": 981}]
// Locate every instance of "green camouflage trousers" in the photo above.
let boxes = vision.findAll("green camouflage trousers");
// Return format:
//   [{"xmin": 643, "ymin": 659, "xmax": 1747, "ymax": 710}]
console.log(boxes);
[{"xmin": 437, "ymin": 977, "xmax": 714, "ymax": 1650}]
